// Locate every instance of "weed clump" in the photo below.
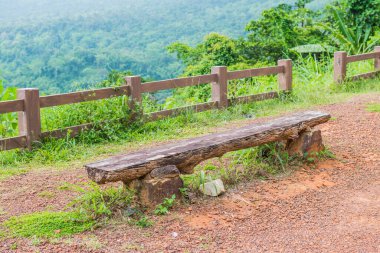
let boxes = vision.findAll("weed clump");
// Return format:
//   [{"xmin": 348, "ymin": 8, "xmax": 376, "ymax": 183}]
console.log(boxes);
[
  {"xmin": 154, "ymin": 195, "xmax": 176, "ymax": 215},
  {"xmin": 1, "ymin": 183, "xmax": 150, "ymax": 238},
  {"xmin": 3, "ymin": 211, "xmax": 95, "ymax": 238},
  {"xmin": 66, "ymin": 182, "xmax": 136, "ymax": 221},
  {"xmin": 182, "ymin": 142, "xmax": 335, "ymax": 194}
]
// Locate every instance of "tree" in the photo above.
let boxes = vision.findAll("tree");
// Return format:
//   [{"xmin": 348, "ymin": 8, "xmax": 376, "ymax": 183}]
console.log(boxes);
[
  {"xmin": 168, "ymin": 33, "xmax": 241, "ymax": 76},
  {"xmin": 346, "ymin": 0, "xmax": 380, "ymax": 33},
  {"xmin": 320, "ymin": 4, "xmax": 380, "ymax": 53},
  {"xmin": 295, "ymin": 0, "xmax": 312, "ymax": 9},
  {"xmin": 244, "ymin": 3, "xmax": 323, "ymax": 63}
]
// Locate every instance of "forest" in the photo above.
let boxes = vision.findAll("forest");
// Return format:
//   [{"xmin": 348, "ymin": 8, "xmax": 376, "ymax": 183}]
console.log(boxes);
[
  {"xmin": 0, "ymin": 0, "xmax": 379, "ymax": 139},
  {"xmin": 0, "ymin": 0, "xmax": 331, "ymax": 93}
]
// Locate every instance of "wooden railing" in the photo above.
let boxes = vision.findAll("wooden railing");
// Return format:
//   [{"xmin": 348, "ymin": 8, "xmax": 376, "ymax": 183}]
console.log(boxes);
[
  {"xmin": 0, "ymin": 60, "xmax": 292, "ymax": 151},
  {"xmin": 3, "ymin": 44, "xmax": 380, "ymax": 152},
  {"xmin": 334, "ymin": 46, "xmax": 380, "ymax": 83}
]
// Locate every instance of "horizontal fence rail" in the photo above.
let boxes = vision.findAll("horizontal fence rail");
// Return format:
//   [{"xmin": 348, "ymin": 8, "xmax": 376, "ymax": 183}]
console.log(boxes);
[
  {"xmin": 2, "ymin": 45, "xmax": 379, "ymax": 152},
  {"xmin": 141, "ymin": 74, "xmax": 218, "ymax": 93},
  {"xmin": 147, "ymin": 101, "xmax": 219, "ymax": 121},
  {"xmin": 0, "ymin": 99, "xmax": 24, "ymax": 114},
  {"xmin": 334, "ymin": 46, "xmax": 380, "ymax": 83},
  {"xmin": 228, "ymin": 91, "xmax": 279, "ymax": 104},
  {"xmin": 0, "ymin": 136, "xmax": 27, "ymax": 151},
  {"xmin": 40, "ymin": 86, "xmax": 131, "ymax": 108},
  {"xmin": 0, "ymin": 59, "xmax": 292, "ymax": 151},
  {"xmin": 227, "ymin": 66, "xmax": 284, "ymax": 80}
]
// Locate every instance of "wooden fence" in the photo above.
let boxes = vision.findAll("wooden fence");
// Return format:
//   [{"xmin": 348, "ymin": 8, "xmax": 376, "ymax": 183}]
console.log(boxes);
[
  {"xmin": 334, "ymin": 46, "xmax": 380, "ymax": 83},
  {"xmin": 2, "ymin": 46, "xmax": 380, "ymax": 152},
  {"xmin": 0, "ymin": 59, "xmax": 292, "ymax": 151}
]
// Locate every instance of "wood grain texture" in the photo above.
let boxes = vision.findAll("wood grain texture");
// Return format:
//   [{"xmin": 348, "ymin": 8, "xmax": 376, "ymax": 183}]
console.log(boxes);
[
  {"xmin": 278, "ymin": 60, "xmax": 292, "ymax": 91},
  {"xmin": 86, "ymin": 111, "xmax": 330, "ymax": 184},
  {"xmin": 146, "ymin": 102, "xmax": 218, "ymax": 121},
  {"xmin": 346, "ymin": 71, "xmax": 380, "ymax": 82},
  {"xmin": 227, "ymin": 66, "xmax": 283, "ymax": 80},
  {"xmin": 375, "ymin": 47, "xmax": 380, "ymax": 71},
  {"xmin": 212, "ymin": 66, "xmax": 228, "ymax": 107},
  {"xmin": 346, "ymin": 52, "xmax": 380, "ymax": 63},
  {"xmin": 0, "ymin": 136, "xmax": 27, "ymax": 151},
  {"xmin": 334, "ymin": 51, "xmax": 347, "ymax": 83},
  {"xmin": 141, "ymin": 74, "xmax": 217, "ymax": 93},
  {"xmin": 40, "ymin": 86, "xmax": 130, "ymax": 108},
  {"xmin": 229, "ymin": 92, "xmax": 278, "ymax": 104},
  {"xmin": 0, "ymin": 99, "xmax": 24, "ymax": 114},
  {"xmin": 125, "ymin": 76, "xmax": 142, "ymax": 102},
  {"xmin": 40, "ymin": 123, "xmax": 93, "ymax": 139},
  {"xmin": 17, "ymin": 89, "xmax": 41, "ymax": 149}
]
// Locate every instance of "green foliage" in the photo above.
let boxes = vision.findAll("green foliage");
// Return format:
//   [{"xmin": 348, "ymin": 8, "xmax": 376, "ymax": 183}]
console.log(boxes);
[
  {"xmin": 320, "ymin": 7, "xmax": 379, "ymax": 54},
  {"xmin": 1, "ymin": 183, "xmax": 146, "ymax": 239},
  {"xmin": 346, "ymin": 0, "xmax": 380, "ymax": 33},
  {"xmin": 244, "ymin": 3, "xmax": 323, "ymax": 63},
  {"xmin": 0, "ymin": 51, "xmax": 379, "ymax": 173},
  {"xmin": 182, "ymin": 143, "xmax": 297, "ymax": 191},
  {"xmin": 133, "ymin": 216, "xmax": 154, "ymax": 228},
  {"xmin": 2, "ymin": 211, "xmax": 95, "ymax": 238},
  {"xmin": 66, "ymin": 182, "xmax": 135, "ymax": 221},
  {"xmin": 168, "ymin": 33, "xmax": 241, "ymax": 76},
  {"xmin": 154, "ymin": 195, "xmax": 176, "ymax": 215},
  {"xmin": 366, "ymin": 103, "xmax": 380, "ymax": 112},
  {"xmin": 315, "ymin": 147, "xmax": 336, "ymax": 160},
  {"xmin": 0, "ymin": 0, "xmax": 293, "ymax": 93},
  {"xmin": 0, "ymin": 0, "xmax": 379, "ymax": 176},
  {"xmin": 0, "ymin": 82, "xmax": 18, "ymax": 138}
]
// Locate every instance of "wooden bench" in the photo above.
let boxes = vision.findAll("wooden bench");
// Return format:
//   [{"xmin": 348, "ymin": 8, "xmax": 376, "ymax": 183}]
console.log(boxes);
[{"xmin": 86, "ymin": 111, "xmax": 330, "ymax": 185}]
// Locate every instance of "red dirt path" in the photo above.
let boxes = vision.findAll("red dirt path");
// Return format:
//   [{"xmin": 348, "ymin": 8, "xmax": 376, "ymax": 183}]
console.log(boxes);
[{"xmin": 0, "ymin": 93, "xmax": 379, "ymax": 252}]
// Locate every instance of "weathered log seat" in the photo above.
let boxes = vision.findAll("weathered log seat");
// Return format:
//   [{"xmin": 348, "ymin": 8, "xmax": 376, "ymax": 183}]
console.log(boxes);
[{"xmin": 86, "ymin": 111, "xmax": 330, "ymax": 187}]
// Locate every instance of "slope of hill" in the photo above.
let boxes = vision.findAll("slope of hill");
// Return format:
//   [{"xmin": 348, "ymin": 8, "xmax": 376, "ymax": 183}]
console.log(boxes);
[{"xmin": 0, "ymin": 0, "xmax": 329, "ymax": 93}]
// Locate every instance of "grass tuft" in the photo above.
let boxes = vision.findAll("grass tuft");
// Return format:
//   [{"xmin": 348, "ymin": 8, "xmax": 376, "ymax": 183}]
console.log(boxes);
[
  {"xmin": 366, "ymin": 103, "xmax": 380, "ymax": 112},
  {"xmin": 1, "ymin": 182, "xmax": 149, "ymax": 239},
  {"xmin": 2, "ymin": 211, "xmax": 95, "ymax": 238}
]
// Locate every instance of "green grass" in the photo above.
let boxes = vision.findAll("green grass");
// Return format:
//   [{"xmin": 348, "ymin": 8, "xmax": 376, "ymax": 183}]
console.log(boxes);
[
  {"xmin": 2, "ymin": 211, "xmax": 95, "ymax": 238},
  {"xmin": 0, "ymin": 57, "xmax": 379, "ymax": 179},
  {"xmin": 181, "ymin": 143, "xmax": 298, "ymax": 191},
  {"xmin": 1, "ymin": 182, "xmax": 146, "ymax": 239},
  {"xmin": 366, "ymin": 103, "xmax": 380, "ymax": 112}
]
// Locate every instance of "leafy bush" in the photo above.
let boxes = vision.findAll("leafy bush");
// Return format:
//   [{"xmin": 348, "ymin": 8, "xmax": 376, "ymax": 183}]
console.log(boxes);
[
  {"xmin": 0, "ymin": 81, "xmax": 18, "ymax": 138},
  {"xmin": 182, "ymin": 142, "xmax": 298, "ymax": 191},
  {"xmin": 154, "ymin": 195, "xmax": 176, "ymax": 215},
  {"xmin": 66, "ymin": 182, "xmax": 136, "ymax": 221}
]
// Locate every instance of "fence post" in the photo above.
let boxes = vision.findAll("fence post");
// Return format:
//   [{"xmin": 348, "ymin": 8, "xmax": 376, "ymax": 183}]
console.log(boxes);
[
  {"xmin": 16, "ymin": 88, "xmax": 41, "ymax": 150},
  {"xmin": 374, "ymin": 46, "xmax": 380, "ymax": 71},
  {"xmin": 125, "ymin": 76, "xmax": 142, "ymax": 113},
  {"xmin": 278, "ymin": 59, "xmax": 292, "ymax": 91},
  {"xmin": 334, "ymin": 51, "xmax": 347, "ymax": 83},
  {"xmin": 211, "ymin": 66, "xmax": 228, "ymax": 108}
]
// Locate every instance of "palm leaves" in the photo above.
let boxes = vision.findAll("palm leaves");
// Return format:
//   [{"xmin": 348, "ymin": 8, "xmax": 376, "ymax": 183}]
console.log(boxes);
[{"xmin": 320, "ymin": 8, "xmax": 379, "ymax": 54}]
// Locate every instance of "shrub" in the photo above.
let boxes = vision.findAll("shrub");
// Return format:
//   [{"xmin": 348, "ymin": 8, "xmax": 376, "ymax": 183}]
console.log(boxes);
[
  {"xmin": 66, "ymin": 182, "xmax": 136, "ymax": 221},
  {"xmin": 154, "ymin": 195, "xmax": 176, "ymax": 215},
  {"xmin": 2, "ymin": 211, "xmax": 95, "ymax": 238}
]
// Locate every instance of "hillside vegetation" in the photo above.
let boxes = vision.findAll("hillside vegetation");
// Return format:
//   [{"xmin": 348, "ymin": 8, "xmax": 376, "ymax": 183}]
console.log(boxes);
[
  {"xmin": 0, "ymin": 0, "xmax": 379, "ymax": 243},
  {"xmin": 0, "ymin": 0, "xmax": 330, "ymax": 93},
  {"xmin": 0, "ymin": 0, "xmax": 379, "ymax": 141}
]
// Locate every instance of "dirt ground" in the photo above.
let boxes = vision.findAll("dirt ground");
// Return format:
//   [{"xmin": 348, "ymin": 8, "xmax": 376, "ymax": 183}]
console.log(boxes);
[{"xmin": 0, "ymin": 93, "xmax": 379, "ymax": 253}]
